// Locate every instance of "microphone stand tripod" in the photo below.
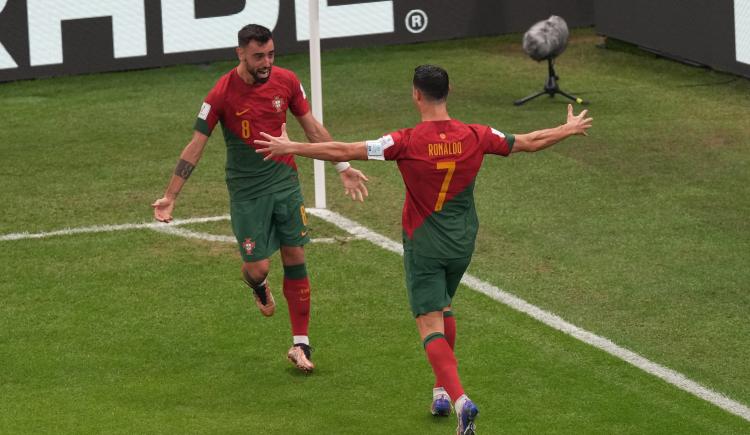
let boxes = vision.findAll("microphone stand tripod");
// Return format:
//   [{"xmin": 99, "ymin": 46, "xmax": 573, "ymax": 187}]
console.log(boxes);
[{"xmin": 514, "ymin": 58, "xmax": 586, "ymax": 106}]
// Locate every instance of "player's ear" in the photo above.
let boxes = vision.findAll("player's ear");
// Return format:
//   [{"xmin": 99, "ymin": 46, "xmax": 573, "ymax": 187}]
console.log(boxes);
[
  {"xmin": 412, "ymin": 86, "xmax": 420, "ymax": 102},
  {"xmin": 235, "ymin": 46, "xmax": 243, "ymax": 61}
]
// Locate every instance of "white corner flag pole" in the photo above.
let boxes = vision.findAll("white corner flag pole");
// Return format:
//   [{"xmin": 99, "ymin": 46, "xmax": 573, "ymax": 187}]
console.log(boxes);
[{"xmin": 309, "ymin": 0, "xmax": 326, "ymax": 209}]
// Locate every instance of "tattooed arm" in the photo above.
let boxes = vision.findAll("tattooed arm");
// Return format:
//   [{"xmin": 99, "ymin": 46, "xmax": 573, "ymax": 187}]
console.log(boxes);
[{"xmin": 151, "ymin": 131, "xmax": 209, "ymax": 223}]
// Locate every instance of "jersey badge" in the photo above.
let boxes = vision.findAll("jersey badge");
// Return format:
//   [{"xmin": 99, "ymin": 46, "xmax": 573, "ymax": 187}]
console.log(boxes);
[
  {"xmin": 242, "ymin": 238, "xmax": 256, "ymax": 256},
  {"xmin": 272, "ymin": 95, "xmax": 285, "ymax": 112},
  {"xmin": 439, "ymin": 133, "xmax": 447, "ymax": 140}
]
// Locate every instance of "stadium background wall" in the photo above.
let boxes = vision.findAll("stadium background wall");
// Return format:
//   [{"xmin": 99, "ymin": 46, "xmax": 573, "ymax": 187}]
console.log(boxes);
[
  {"xmin": 3, "ymin": 1, "xmax": 748, "ymax": 83},
  {"xmin": 0, "ymin": 0, "xmax": 594, "ymax": 82},
  {"xmin": 595, "ymin": 0, "xmax": 750, "ymax": 79}
]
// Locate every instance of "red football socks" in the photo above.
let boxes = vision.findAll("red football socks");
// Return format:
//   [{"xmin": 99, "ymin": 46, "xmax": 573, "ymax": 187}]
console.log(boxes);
[
  {"xmin": 444, "ymin": 311, "xmax": 456, "ymax": 349},
  {"xmin": 283, "ymin": 264, "xmax": 310, "ymax": 337},
  {"xmin": 435, "ymin": 311, "xmax": 456, "ymax": 388},
  {"xmin": 424, "ymin": 333, "xmax": 464, "ymax": 401}
]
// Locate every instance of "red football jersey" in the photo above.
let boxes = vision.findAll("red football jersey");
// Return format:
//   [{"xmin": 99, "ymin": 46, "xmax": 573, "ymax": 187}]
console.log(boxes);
[
  {"xmin": 367, "ymin": 119, "xmax": 514, "ymax": 258},
  {"xmin": 194, "ymin": 66, "xmax": 310, "ymax": 200}
]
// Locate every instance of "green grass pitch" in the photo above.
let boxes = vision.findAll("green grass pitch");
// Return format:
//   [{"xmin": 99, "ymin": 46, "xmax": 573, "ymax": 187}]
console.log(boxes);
[{"xmin": 1, "ymin": 29, "xmax": 749, "ymax": 433}]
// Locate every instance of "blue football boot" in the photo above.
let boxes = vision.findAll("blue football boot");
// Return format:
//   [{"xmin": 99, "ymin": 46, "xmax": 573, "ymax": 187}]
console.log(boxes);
[
  {"xmin": 431, "ymin": 388, "xmax": 452, "ymax": 416},
  {"xmin": 456, "ymin": 397, "xmax": 478, "ymax": 435}
]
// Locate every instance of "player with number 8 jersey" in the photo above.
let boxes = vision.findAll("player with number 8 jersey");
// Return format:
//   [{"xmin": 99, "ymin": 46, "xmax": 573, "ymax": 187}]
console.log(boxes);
[
  {"xmin": 152, "ymin": 24, "xmax": 369, "ymax": 375},
  {"xmin": 195, "ymin": 64, "xmax": 309, "ymax": 201}
]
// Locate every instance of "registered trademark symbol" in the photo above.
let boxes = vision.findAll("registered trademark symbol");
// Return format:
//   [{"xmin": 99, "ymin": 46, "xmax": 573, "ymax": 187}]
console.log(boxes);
[{"xmin": 405, "ymin": 9, "xmax": 428, "ymax": 34}]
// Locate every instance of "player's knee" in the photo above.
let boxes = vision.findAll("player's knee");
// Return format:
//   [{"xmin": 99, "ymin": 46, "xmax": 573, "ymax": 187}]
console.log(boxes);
[
  {"xmin": 241, "ymin": 262, "xmax": 269, "ymax": 285},
  {"xmin": 280, "ymin": 245, "xmax": 305, "ymax": 265}
]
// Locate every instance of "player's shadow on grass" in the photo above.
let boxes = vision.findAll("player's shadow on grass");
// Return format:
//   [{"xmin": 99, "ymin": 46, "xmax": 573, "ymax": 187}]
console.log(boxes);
[{"xmin": 285, "ymin": 366, "xmax": 320, "ymax": 377}]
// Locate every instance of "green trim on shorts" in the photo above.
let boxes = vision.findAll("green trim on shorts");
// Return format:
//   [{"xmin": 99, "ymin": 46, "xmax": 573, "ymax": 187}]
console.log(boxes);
[
  {"xmin": 423, "ymin": 332, "xmax": 445, "ymax": 349},
  {"xmin": 283, "ymin": 263, "xmax": 308, "ymax": 279}
]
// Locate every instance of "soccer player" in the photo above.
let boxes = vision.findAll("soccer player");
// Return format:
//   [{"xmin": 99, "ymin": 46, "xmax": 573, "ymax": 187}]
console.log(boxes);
[
  {"xmin": 254, "ymin": 65, "xmax": 592, "ymax": 433},
  {"xmin": 151, "ymin": 24, "xmax": 368, "ymax": 373}
]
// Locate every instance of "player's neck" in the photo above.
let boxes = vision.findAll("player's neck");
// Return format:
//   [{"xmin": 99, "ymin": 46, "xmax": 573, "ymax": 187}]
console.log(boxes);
[
  {"xmin": 236, "ymin": 65, "xmax": 256, "ymax": 85},
  {"xmin": 419, "ymin": 103, "xmax": 450, "ymax": 122}
]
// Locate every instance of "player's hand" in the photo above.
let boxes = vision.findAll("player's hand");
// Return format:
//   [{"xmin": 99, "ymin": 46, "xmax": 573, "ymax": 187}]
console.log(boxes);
[
  {"xmin": 255, "ymin": 123, "xmax": 293, "ymax": 160},
  {"xmin": 566, "ymin": 104, "xmax": 593, "ymax": 136},
  {"xmin": 151, "ymin": 196, "xmax": 176, "ymax": 223},
  {"xmin": 338, "ymin": 167, "xmax": 369, "ymax": 202}
]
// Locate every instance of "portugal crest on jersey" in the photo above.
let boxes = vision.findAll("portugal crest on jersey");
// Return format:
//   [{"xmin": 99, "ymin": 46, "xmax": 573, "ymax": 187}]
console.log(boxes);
[
  {"xmin": 243, "ymin": 238, "xmax": 256, "ymax": 256},
  {"xmin": 272, "ymin": 96, "xmax": 284, "ymax": 112}
]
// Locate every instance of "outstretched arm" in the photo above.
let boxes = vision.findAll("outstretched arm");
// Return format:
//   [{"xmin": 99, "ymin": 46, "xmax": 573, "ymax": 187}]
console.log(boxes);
[
  {"xmin": 255, "ymin": 123, "xmax": 368, "ymax": 161},
  {"xmin": 295, "ymin": 112, "xmax": 368, "ymax": 202},
  {"xmin": 512, "ymin": 104, "xmax": 593, "ymax": 153},
  {"xmin": 151, "ymin": 131, "xmax": 210, "ymax": 222}
]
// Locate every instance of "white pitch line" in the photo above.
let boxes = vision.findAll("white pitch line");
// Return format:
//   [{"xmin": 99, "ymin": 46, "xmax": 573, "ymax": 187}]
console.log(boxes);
[
  {"xmin": 0, "ymin": 215, "xmax": 231, "ymax": 241},
  {"xmin": 3, "ymin": 209, "xmax": 749, "ymax": 422},
  {"xmin": 308, "ymin": 208, "xmax": 404, "ymax": 254},
  {"xmin": 150, "ymin": 225, "xmax": 235, "ymax": 243},
  {"xmin": 307, "ymin": 208, "xmax": 750, "ymax": 423},
  {"xmin": 150, "ymin": 225, "xmax": 356, "ymax": 244},
  {"xmin": 0, "ymin": 213, "xmax": 356, "ymax": 245}
]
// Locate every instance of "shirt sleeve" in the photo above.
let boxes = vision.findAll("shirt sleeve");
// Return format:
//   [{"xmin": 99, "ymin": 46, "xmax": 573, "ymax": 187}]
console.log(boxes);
[
  {"xmin": 288, "ymin": 73, "xmax": 310, "ymax": 117},
  {"xmin": 194, "ymin": 85, "xmax": 224, "ymax": 136},
  {"xmin": 483, "ymin": 126, "xmax": 515, "ymax": 156},
  {"xmin": 366, "ymin": 130, "xmax": 406, "ymax": 161}
]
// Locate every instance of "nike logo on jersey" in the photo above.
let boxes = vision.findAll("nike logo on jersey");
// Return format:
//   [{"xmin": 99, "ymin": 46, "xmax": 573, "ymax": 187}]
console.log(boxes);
[
  {"xmin": 235, "ymin": 109, "xmax": 249, "ymax": 116},
  {"xmin": 300, "ymin": 230, "xmax": 308, "ymax": 237}
]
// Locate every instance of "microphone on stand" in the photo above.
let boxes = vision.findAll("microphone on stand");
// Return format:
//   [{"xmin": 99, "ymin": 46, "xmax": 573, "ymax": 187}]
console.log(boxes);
[{"xmin": 515, "ymin": 16, "xmax": 587, "ymax": 106}]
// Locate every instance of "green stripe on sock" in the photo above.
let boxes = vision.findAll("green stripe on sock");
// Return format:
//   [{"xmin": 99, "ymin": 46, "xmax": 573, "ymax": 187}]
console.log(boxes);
[
  {"xmin": 443, "ymin": 310, "xmax": 454, "ymax": 318},
  {"xmin": 283, "ymin": 263, "xmax": 308, "ymax": 280},
  {"xmin": 423, "ymin": 332, "xmax": 445, "ymax": 349}
]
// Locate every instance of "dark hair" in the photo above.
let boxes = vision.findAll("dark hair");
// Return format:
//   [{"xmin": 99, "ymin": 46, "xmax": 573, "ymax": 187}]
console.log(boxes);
[
  {"xmin": 413, "ymin": 64, "xmax": 449, "ymax": 101},
  {"xmin": 238, "ymin": 24, "xmax": 272, "ymax": 47}
]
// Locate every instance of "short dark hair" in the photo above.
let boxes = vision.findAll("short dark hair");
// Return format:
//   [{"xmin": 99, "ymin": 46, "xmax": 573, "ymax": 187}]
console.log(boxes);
[
  {"xmin": 413, "ymin": 64, "xmax": 449, "ymax": 101},
  {"xmin": 238, "ymin": 24, "xmax": 272, "ymax": 47}
]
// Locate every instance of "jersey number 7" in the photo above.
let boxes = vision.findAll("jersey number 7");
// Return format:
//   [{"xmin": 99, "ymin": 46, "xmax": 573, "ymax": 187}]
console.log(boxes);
[{"xmin": 434, "ymin": 161, "xmax": 456, "ymax": 212}]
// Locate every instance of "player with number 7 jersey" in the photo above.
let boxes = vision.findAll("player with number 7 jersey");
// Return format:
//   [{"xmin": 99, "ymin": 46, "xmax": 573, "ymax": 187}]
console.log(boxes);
[
  {"xmin": 254, "ymin": 64, "xmax": 592, "ymax": 434},
  {"xmin": 372, "ymin": 120, "xmax": 513, "ymax": 261}
]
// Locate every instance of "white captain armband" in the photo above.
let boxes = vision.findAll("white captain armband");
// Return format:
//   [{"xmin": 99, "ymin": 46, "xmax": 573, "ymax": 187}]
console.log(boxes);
[
  {"xmin": 366, "ymin": 135, "xmax": 394, "ymax": 160},
  {"xmin": 365, "ymin": 140, "xmax": 384, "ymax": 160}
]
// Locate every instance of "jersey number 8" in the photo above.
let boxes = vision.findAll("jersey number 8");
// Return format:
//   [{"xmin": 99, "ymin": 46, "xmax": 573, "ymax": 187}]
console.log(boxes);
[{"xmin": 241, "ymin": 120, "xmax": 252, "ymax": 138}]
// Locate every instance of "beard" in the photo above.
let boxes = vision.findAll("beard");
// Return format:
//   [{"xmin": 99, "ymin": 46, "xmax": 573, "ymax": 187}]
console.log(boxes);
[{"xmin": 249, "ymin": 64, "xmax": 272, "ymax": 84}]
